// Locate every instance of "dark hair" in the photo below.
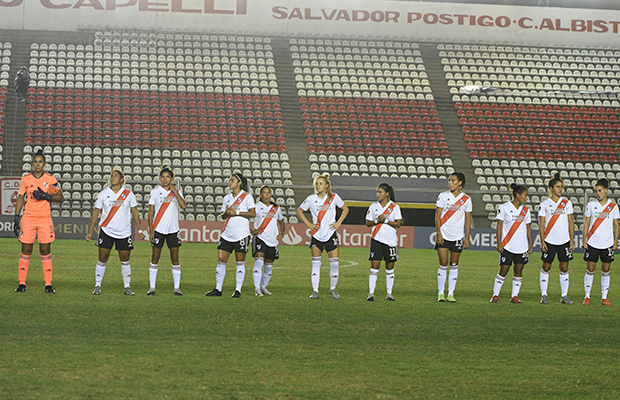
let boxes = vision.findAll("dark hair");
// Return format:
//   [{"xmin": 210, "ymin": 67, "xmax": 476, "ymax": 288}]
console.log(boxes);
[
  {"xmin": 159, "ymin": 164, "xmax": 174, "ymax": 178},
  {"xmin": 548, "ymin": 172, "xmax": 562, "ymax": 189},
  {"xmin": 33, "ymin": 149, "xmax": 46, "ymax": 162},
  {"xmin": 259, "ymin": 185, "xmax": 277, "ymax": 206},
  {"xmin": 509, "ymin": 183, "xmax": 528, "ymax": 197},
  {"xmin": 451, "ymin": 172, "xmax": 466, "ymax": 188},
  {"xmin": 378, "ymin": 183, "xmax": 396, "ymax": 202},
  {"xmin": 595, "ymin": 178, "xmax": 610, "ymax": 189},
  {"xmin": 232, "ymin": 172, "xmax": 248, "ymax": 192}
]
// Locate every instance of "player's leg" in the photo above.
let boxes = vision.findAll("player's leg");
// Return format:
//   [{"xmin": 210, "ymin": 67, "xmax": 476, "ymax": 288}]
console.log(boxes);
[
  {"xmin": 491, "ymin": 262, "xmax": 511, "ymax": 302},
  {"xmin": 206, "ymin": 248, "xmax": 231, "ymax": 296},
  {"xmin": 233, "ymin": 246, "xmax": 247, "ymax": 297},
  {"xmin": 601, "ymin": 262, "xmax": 612, "ymax": 305},
  {"xmin": 169, "ymin": 246, "xmax": 182, "ymax": 295},
  {"xmin": 253, "ymin": 250, "xmax": 265, "ymax": 296},
  {"xmin": 368, "ymin": 260, "xmax": 381, "ymax": 300},
  {"xmin": 39, "ymin": 242, "xmax": 54, "ymax": 292},
  {"xmin": 447, "ymin": 250, "xmax": 461, "ymax": 301},
  {"xmin": 327, "ymin": 247, "xmax": 340, "ymax": 299},
  {"xmin": 540, "ymin": 261, "xmax": 552, "ymax": 303},
  {"xmin": 558, "ymin": 261, "xmax": 572, "ymax": 303},
  {"xmin": 16, "ymin": 242, "xmax": 34, "ymax": 291},
  {"xmin": 261, "ymin": 258, "xmax": 274, "ymax": 295},
  {"xmin": 436, "ymin": 247, "xmax": 449, "ymax": 301},
  {"xmin": 148, "ymin": 246, "xmax": 162, "ymax": 295},
  {"xmin": 310, "ymin": 246, "xmax": 322, "ymax": 298},
  {"xmin": 511, "ymin": 263, "xmax": 524, "ymax": 303},
  {"xmin": 118, "ymin": 249, "xmax": 134, "ymax": 295},
  {"xmin": 93, "ymin": 246, "xmax": 112, "ymax": 294},
  {"xmin": 583, "ymin": 259, "xmax": 597, "ymax": 305},
  {"xmin": 385, "ymin": 261, "xmax": 395, "ymax": 301}
]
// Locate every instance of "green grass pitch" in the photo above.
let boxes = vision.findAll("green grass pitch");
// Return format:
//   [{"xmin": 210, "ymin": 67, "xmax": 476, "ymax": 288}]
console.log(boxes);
[{"xmin": 0, "ymin": 238, "xmax": 619, "ymax": 399}]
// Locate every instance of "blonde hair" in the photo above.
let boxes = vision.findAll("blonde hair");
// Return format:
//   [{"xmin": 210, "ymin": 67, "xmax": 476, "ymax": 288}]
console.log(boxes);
[
  {"xmin": 313, "ymin": 173, "xmax": 332, "ymax": 197},
  {"xmin": 110, "ymin": 166, "xmax": 125, "ymax": 187}
]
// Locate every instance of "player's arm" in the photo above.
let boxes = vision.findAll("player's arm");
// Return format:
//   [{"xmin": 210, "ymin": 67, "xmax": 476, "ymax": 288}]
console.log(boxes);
[
  {"xmin": 386, "ymin": 218, "xmax": 402, "ymax": 229},
  {"xmin": 297, "ymin": 207, "xmax": 317, "ymax": 231},
  {"xmin": 539, "ymin": 216, "xmax": 547, "ymax": 252},
  {"xmin": 50, "ymin": 189, "xmax": 65, "ymax": 203},
  {"xmin": 277, "ymin": 219, "xmax": 285, "ymax": 240},
  {"xmin": 613, "ymin": 218, "xmax": 619, "ymax": 251},
  {"xmin": 582, "ymin": 216, "xmax": 591, "ymax": 249},
  {"xmin": 496, "ymin": 220, "xmax": 503, "ymax": 253},
  {"xmin": 147, "ymin": 205, "xmax": 156, "ymax": 243},
  {"xmin": 568, "ymin": 213, "xmax": 575, "ymax": 251},
  {"xmin": 331, "ymin": 203, "xmax": 349, "ymax": 230},
  {"xmin": 130, "ymin": 206, "xmax": 146, "ymax": 240},
  {"xmin": 170, "ymin": 185, "xmax": 186, "ymax": 210},
  {"xmin": 435, "ymin": 207, "xmax": 444, "ymax": 244},
  {"xmin": 239, "ymin": 206, "xmax": 256, "ymax": 219},
  {"xmin": 464, "ymin": 211, "xmax": 472, "ymax": 248},
  {"xmin": 15, "ymin": 194, "xmax": 25, "ymax": 215},
  {"xmin": 86, "ymin": 208, "xmax": 101, "ymax": 241},
  {"xmin": 526, "ymin": 223, "xmax": 533, "ymax": 255}
]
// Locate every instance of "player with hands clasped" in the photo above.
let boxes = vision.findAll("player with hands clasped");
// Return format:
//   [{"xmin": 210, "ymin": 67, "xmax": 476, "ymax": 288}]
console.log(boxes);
[
  {"xmin": 538, "ymin": 173, "xmax": 575, "ymax": 305},
  {"xmin": 86, "ymin": 167, "xmax": 146, "ymax": 295},
  {"xmin": 490, "ymin": 184, "xmax": 533, "ymax": 304},
  {"xmin": 14, "ymin": 149, "xmax": 65, "ymax": 293},
  {"xmin": 147, "ymin": 165, "xmax": 187, "ymax": 296},
  {"xmin": 366, "ymin": 183, "xmax": 402, "ymax": 301},
  {"xmin": 297, "ymin": 174, "xmax": 349, "ymax": 299},
  {"xmin": 582, "ymin": 178, "xmax": 620, "ymax": 306}
]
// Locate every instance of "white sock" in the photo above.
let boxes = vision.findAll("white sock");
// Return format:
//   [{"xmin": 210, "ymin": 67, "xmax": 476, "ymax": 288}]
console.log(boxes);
[
  {"xmin": 329, "ymin": 257, "xmax": 339, "ymax": 290},
  {"xmin": 386, "ymin": 268, "xmax": 395, "ymax": 295},
  {"xmin": 95, "ymin": 261, "xmax": 106, "ymax": 287},
  {"xmin": 149, "ymin": 263, "xmax": 158, "ymax": 289},
  {"xmin": 559, "ymin": 271, "xmax": 569, "ymax": 297},
  {"xmin": 493, "ymin": 274, "xmax": 505, "ymax": 296},
  {"xmin": 215, "ymin": 261, "xmax": 226, "ymax": 291},
  {"xmin": 584, "ymin": 270, "xmax": 594, "ymax": 299},
  {"xmin": 512, "ymin": 276, "xmax": 523, "ymax": 298},
  {"xmin": 262, "ymin": 262, "xmax": 273, "ymax": 289},
  {"xmin": 235, "ymin": 261, "xmax": 245, "ymax": 292},
  {"xmin": 602, "ymin": 272, "xmax": 611, "ymax": 300},
  {"xmin": 311, "ymin": 256, "xmax": 321, "ymax": 292},
  {"xmin": 540, "ymin": 269, "xmax": 549, "ymax": 296},
  {"xmin": 368, "ymin": 268, "xmax": 379, "ymax": 294},
  {"xmin": 121, "ymin": 261, "xmax": 131, "ymax": 288},
  {"xmin": 437, "ymin": 265, "xmax": 448, "ymax": 295},
  {"xmin": 253, "ymin": 257, "xmax": 264, "ymax": 289},
  {"xmin": 448, "ymin": 265, "xmax": 458, "ymax": 296},
  {"xmin": 172, "ymin": 264, "xmax": 181, "ymax": 290}
]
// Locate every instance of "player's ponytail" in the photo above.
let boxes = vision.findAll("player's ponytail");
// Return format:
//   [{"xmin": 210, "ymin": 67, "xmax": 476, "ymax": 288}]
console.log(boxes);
[
  {"xmin": 595, "ymin": 178, "xmax": 610, "ymax": 189},
  {"xmin": 33, "ymin": 149, "xmax": 46, "ymax": 163},
  {"xmin": 378, "ymin": 182, "xmax": 396, "ymax": 202},
  {"xmin": 509, "ymin": 183, "xmax": 527, "ymax": 198},
  {"xmin": 313, "ymin": 173, "xmax": 332, "ymax": 197},
  {"xmin": 548, "ymin": 172, "xmax": 562, "ymax": 189}
]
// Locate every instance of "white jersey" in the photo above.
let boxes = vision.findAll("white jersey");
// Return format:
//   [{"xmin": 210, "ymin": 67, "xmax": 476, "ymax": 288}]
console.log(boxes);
[
  {"xmin": 253, "ymin": 201, "xmax": 284, "ymax": 247},
  {"xmin": 95, "ymin": 186, "xmax": 138, "ymax": 239},
  {"xmin": 366, "ymin": 201, "xmax": 402, "ymax": 247},
  {"xmin": 538, "ymin": 197, "xmax": 573, "ymax": 245},
  {"xmin": 149, "ymin": 186, "xmax": 184, "ymax": 235},
  {"xmin": 436, "ymin": 191, "xmax": 472, "ymax": 241},
  {"xmin": 496, "ymin": 201, "xmax": 531, "ymax": 254},
  {"xmin": 584, "ymin": 199, "xmax": 619, "ymax": 248},
  {"xmin": 299, "ymin": 193, "xmax": 345, "ymax": 242},
  {"xmin": 220, "ymin": 190, "xmax": 255, "ymax": 242}
]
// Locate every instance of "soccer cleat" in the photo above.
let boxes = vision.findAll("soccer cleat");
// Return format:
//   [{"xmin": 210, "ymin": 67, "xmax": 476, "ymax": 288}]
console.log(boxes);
[
  {"xmin": 147, "ymin": 288, "xmax": 156, "ymax": 296},
  {"xmin": 92, "ymin": 286, "xmax": 101, "ymax": 295},
  {"xmin": 386, "ymin": 293, "xmax": 395, "ymax": 301},
  {"xmin": 124, "ymin": 287, "xmax": 135, "ymax": 296},
  {"xmin": 490, "ymin": 295, "xmax": 499, "ymax": 303},
  {"xmin": 205, "ymin": 288, "xmax": 222, "ymax": 297},
  {"xmin": 329, "ymin": 288, "xmax": 340, "ymax": 299},
  {"xmin": 582, "ymin": 297, "xmax": 590, "ymax": 305},
  {"xmin": 261, "ymin": 287, "xmax": 272, "ymax": 296},
  {"xmin": 540, "ymin": 295, "xmax": 549, "ymax": 304},
  {"xmin": 255, "ymin": 288, "xmax": 264, "ymax": 297},
  {"xmin": 45, "ymin": 285, "xmax": 55, "ymax": 294},
  {"xmin": 447, "ymin": 295, "xmax": 456, "ymax": 303},
  {"xmin": 437, "ymin": 293, "xmax": 446, "ymax": 302},
  {"xmin": 367, "ymin": 293, "xmax": 375, "ymax": 301},
  {"xmin": 602, "ymin": 298, "xmax": 612, "ymax": 306},
  {"xmin": 510, "ymin": 296, "xmax": 523, "ymax": 304},
  {"xmin": 173, "ymin": 288, "xmax": 183, "ymax": 296},
  {"xmin": 309, "ymin": 291, "xmax": 320, "ymax": 299},
  {"xmin": 560, "ymin": 296, "xmax": 574, "ymax": 305},
  {"xmin": 15, "ymin": 284, "xmax": 26, "ymax": 293},
  {"xmin": 231, "ymin": 290, "xmax": 241, "ymax": 298}
]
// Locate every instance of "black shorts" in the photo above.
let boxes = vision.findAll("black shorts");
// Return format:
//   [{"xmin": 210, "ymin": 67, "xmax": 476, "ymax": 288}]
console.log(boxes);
[
  {"xmin": 435, "ymin": 238, "xmax": 464, "ymax": 253},
  {"xmin": 500, "ymin": 250, "xmax": 529, "ymax": 266},
  {"xmin": 252, "ymin": 236, "xmax": 279, "ymax": 260},
  {"xmin": 369, "ymin": 238, "xmax": 399, "ymax": 262},
  {"xmin": 541, "ymin": 241, "xmax": 573, "ymax": 263},
  {"xmin": 151, "ymin": 231, "xmax": 182, "ymax": 249},
  {"xmin": 310, "ymin": 232, "xmax": 340, "ymax": 252},
  {"xmin": 218, "ymin": 236, "xmax": 250, "ymax": 254},
  {"xmin": 97, "ymin": 229, "xmax": 134, "ymax": 251},
  {"xmin": 584, "ymin": 246, "xmax": 615, "ymax": 263}
]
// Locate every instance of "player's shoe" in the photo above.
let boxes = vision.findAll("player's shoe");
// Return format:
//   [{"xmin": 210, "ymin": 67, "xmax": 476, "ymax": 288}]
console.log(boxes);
[
  {"xmin": 92, "ymin": 286, "xmax": 101, "ymax": 295},
  {"xmin": 329, "ymin": 288, "xmax": 340, "ymax": 299},
  {"xmin": 231, "ymin": 290, "xmax": 241, "ymax": 298},
  {"xmin": 15, "ymin": 284, "xmax": 26, "ymax": 293},
  {"xmin": 45, "ymin": 285, "xmax": 55, "ymax": 294},
  {"xmin": 540, "ymin": 295, "xmax": 548, "ymax": 304},
  {"xmin": 255, "ymin": 288, "xmax": 264, "ymax": 297},
  {"xmin": 582, "ymin": 297, "xmax": 590, "ymax": 305},
  {"xmin": 447, "ymin": 295, "xmax": 456, "ymax": 303},
  {"xmin": 147, "ymin": 288, "xmax": 156, "ymax": 296},
  {"xmin": 560, "ymin": 296, "xmax": 574, "ymax": 305},
  {"xmin": 386, "ymin": 293, "xmax": 395, "ymax": 301},
  {"xmin": 205, "ymin": 288, "xmax": 222, "ymax": 297},
  {"xmin": 510, "ymin": 296, "xmax": 523, "ymax": 304},
  {"xmin": 309, "ymin": 291, "xmax": 320, "ymax": 299},
  {"xmin": 601, "ymin": 298, "xmax": 612, "ymax": 306},
  {"xmin": 489, "ymin": 295, "xmax": 499, "ymax": 303},
  {"xmin": 173, "ymin": 288, "xmax": 183, "ymax": 296},
  {"xmin": 261, "ymin": 287, "xmax": 272, "ymax": 296},
  {"xmin": 124, "ymin": 287, "xmax": 135, "ymax": 296},
  {"xmin": 437, "ymin": 293, "xmax": 446, "ymax": 302},
  {"xmin": 367, "ymin": 293, "xmax": 375, "ymax": 301}
]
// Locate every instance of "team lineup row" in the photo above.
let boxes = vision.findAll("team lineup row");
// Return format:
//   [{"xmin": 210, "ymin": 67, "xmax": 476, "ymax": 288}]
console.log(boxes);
[{"xmin": 12, "ymin": 151, "xmax": 618, "ymax": 304}]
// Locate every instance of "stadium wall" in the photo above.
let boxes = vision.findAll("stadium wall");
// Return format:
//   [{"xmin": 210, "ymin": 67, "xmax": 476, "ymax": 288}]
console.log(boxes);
[{"xmin": 1, "ymin": 0, "xmax": 620, "ymax": 46}]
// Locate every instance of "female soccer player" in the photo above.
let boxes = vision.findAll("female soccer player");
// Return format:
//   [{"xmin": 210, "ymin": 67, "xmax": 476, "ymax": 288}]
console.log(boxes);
[
  {"xmin": 297, "ymin": 173, "xmax": 349, "ymax": 299},
  {"xmin": 206, "ymin": 173, "xmax": 256, "ymax": 298},
  {"xmin": 147, "ymin": 165, "xmax": 187, "ymax": 296},
  {"xmin": 538, "ymin": 173, "xmax": 575, "ymax": 305},
  {"xmin": 13, "ymin": 149, "xmax": 65, "ymax": 293},
  {"xmin": 435, "ymin": 172, "xmax": 472, "ymax": 302},
  {"xmin": 366, "ymin": 183, "xmax": 402, "ymax": 301},
  {"xmin": 85, "ymin": 167, "xmax": 146, "ymax": 295},
  {"xmin": 582, "ymin": 178, "xmax": 619, "ymax": 306},
  {"xmin": 251, "ymin": 185, "xmax": 285, "ymax": 297},
  {"xmin": 491, "ymin": 183, "xmax": 533, "ymax": 304}
]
